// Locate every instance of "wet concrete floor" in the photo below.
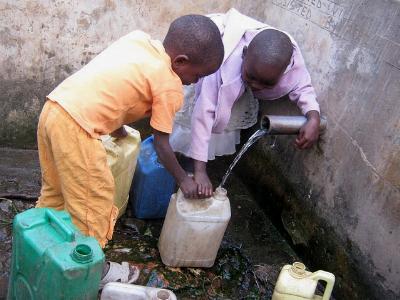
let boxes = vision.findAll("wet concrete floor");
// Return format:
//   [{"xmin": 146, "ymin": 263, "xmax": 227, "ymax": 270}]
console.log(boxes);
[{"xmin": 0, "ymin": 148, "xmax": 299, "ymax": 299}]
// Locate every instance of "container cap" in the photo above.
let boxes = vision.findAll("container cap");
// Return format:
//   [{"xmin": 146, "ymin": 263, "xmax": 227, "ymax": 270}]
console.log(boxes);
[
  {"xmin": 214, "ymin": 187, "xmax": 227, "ymax": 201},
  {"xmin": 289, "ymin": 262, "xmax": 307, "ymax": 278},
  {"xmin": 156, "ymin": 290, "xmax": 172, "ymax": 300},
  {"xmin": 71, "ymin": 244, "xmax": 93, "ymax": 263}
]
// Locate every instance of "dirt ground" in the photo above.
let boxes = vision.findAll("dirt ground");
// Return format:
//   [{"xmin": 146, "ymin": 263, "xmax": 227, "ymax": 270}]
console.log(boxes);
[{"xmin": 0, "ymin": 148, "xmax": 299, "ymax": 299}]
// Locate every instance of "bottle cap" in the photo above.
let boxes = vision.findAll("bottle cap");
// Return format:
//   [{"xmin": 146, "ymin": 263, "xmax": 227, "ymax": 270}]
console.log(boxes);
[
  {"xmin": 289, "ymin": 262, "xmax": 307, "ymax": 278},
  {"xmin": 214, "ymin": 187, "xmax": 227, "ymax": 200},
  {"xmin": 155, "ymin": 290, "xmax": 171, "ymax": 300},
  {"xmin": 71, "ymin": 244, "xmax": 93, "ymax": 263}
]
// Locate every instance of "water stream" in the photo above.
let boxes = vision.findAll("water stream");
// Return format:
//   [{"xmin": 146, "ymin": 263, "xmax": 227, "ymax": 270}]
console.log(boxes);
[{"xmin": 219, "ymin": 129, "xmax": 268, "ymax": 188}]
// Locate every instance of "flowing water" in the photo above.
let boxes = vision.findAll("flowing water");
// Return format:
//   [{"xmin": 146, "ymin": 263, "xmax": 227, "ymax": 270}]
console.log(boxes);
[{"xmin": 219, "ymin": 129, "xmax": 268, "ymax": 188}]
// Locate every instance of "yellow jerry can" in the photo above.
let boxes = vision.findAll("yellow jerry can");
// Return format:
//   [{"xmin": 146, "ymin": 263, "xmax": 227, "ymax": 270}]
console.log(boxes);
[
  {"xmin": 101, "ymin": 125, "xmax": 141, "ymax": 218},
  {"xmin": 272, "ymin": 262, "xmax": 335, "ymax": 300}
]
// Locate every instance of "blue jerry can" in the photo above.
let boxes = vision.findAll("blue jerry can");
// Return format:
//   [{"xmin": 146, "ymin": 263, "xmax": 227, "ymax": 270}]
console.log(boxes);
[{"xmin": 130, "ymin": 135, "xmax": 176, "ymax": 219}]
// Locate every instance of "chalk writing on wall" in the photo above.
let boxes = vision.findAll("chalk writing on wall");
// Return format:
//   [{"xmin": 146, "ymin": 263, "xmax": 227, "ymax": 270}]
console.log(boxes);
[
  {"xmin": 271, "ymin": 0, "xmax": 348, "ymax": 33},
  {"xmin": 135, "ymin": 0, "xmax": 158, "ymax": 18}
]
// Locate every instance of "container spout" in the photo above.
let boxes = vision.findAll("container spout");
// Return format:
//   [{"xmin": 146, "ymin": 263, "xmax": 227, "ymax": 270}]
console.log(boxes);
[
  {"xmin": 260, "ymin": 115, "xmax": 327, "ymax": 135},
  {"xmin": 214, "ymin": 186, "xmax": 228, "ymax": 200}
]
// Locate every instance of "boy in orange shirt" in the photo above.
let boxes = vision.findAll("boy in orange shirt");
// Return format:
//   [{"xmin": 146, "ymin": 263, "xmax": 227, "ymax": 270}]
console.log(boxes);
[{"xmin": 36, "ymin": 15, "xmax": 224, "ymax": 285}]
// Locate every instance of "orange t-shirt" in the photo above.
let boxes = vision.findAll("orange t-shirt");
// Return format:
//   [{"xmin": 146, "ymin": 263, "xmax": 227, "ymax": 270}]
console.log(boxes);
[{"xmin": 47, "ymin": 31, "xmax": 183, "ymax": 138}]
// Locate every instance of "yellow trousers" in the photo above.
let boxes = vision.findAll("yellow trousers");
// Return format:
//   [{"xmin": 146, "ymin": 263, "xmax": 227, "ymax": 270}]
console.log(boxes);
[{"xmin": 36, "ymin": 101, "xmax": 118, "ymax": 248}]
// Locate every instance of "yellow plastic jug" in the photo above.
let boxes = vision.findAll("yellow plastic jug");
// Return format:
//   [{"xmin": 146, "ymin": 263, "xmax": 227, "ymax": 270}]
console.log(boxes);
[
  {"xmin": 272, "ymin": 262, "xmax": 335, "ymax": 300},
  {"xmin": 158, "ymin": 187, "xmax": 231, "ymax": 267},
  {"xmin": 101, "ymin": 125, "xmax": 141, "ymax": 218}
]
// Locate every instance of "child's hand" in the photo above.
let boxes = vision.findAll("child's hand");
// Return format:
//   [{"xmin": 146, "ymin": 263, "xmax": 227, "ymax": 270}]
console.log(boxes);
[
  {"xmin": 110, "ymin": 127, "xmax": 128, "ymax": 139},
  {"xmin": 194, "ymin": 171, "xmax": 213, "ymax": 198},
  {"xmin": 193, "ymin": 160, "xmax": 213, "ymax": 198},
  {"xmin": 295, "ymin": 111, "xmax": 320, "ymax": 149},
  {"xmin": 179, "ymin": 175, "xmax": 199, "ymax": 199}
]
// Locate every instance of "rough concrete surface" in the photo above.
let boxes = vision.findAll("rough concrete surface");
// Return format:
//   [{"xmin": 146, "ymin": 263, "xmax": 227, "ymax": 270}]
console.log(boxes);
[
  {"xmin": 234, "ymin": 1, "xmax": 400, "ymax": 299},
  {"xmin": 0, "ymin": 148, "xmax": 40, "ymax": 298},
  {"xmin": 1, "ymin": 0, "xmax": 399, "ymax": 299},
  {"xmin": 0, "ymin": 0, "xmax": 234, "ymax": 148},
  {"xmin": 0, "ymin": 147, "xmax": 40, "ymax": 198}
]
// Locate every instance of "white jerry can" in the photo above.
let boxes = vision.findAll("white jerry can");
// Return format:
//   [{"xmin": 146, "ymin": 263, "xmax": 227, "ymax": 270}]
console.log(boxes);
[
  {"xmin": 101, "ymin": 125, "xmax": 141, "ymax": 218},
  {"xmin": 272, "ymin": 262, "xmax": 335, "ymax": 300},
  {"xmin": 158, "ymin": 187, "xmax": 231, "ymax": 267},
  {"xmin": 101, "ymin": 282, "xmax": 177, "ymax": 300}
]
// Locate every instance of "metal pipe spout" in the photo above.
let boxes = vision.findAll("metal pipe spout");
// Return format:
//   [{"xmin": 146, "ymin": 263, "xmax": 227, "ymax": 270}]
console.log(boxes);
[{"xmin": 260, "ymin": 115, "xmax": 327, "ymax": 135}]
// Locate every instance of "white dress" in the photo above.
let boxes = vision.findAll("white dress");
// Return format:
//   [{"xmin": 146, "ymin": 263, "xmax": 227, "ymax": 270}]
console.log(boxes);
[{"xmin": 170, "ymin": 85, "xmax": 259, "ymax": 160}]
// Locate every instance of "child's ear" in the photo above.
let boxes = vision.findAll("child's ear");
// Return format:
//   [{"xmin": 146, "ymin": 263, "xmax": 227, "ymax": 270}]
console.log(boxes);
[
  {"xmin": 242, "ymin": 46, "xmax": 248, "ymax": 58},
  {"xmin": 173, "ymin": 55, "xmax": 190, "ymax": 67}
]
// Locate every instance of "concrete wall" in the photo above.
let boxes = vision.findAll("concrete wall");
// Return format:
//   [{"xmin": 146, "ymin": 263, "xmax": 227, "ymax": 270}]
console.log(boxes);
[
  {"xmin": 0, "ymin": 0, "xmax": 237, "ymax": 147},
  {"xmin": 1, "ymin": 0, "xmax": 399, "ymax": 299},
  {"xmin": 236, "ymin": 1, "xmax": 400, "ymax": 299}
]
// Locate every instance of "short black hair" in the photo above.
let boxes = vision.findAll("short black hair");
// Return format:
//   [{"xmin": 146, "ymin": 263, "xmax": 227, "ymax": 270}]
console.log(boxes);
[
  {"xmin": 247, "ymin": 29, "xmax": 293, "ymax": 70},
  {"xmin": 164, "ymin": 14, "xmax": 224, "ymax": 66}
]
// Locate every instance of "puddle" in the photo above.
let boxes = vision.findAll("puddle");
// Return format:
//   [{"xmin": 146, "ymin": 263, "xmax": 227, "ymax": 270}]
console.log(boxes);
[
  {"xmin": 105, "ymin": 215, "xmax": 268, "ymax": 299},
  {"xmin": 0, "ymin": 159, "xmax": 298, "ymax": 299}
]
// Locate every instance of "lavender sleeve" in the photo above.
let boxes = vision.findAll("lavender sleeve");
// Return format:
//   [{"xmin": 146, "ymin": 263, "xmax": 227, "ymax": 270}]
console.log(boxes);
[
  {"xmin": 189, "ymin": 71, "xmax": 221, "ymax": 162},
  {"xmin": 288, "ymin": 46, "xmax": 320, "ymax": 115}
]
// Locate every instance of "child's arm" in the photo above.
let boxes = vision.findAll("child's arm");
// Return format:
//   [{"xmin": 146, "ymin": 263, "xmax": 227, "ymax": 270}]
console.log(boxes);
[
  {"xmin": 153, "ymin": 130, "xmax": 199, "ymax": 199},
  {"xmin": 194, "ymin": 160, "xmax": 213, "ymax": 198},
  {"xmin": 288, "ymin": 44, "xmax": 321, "ymax": 149},
  {"xmin": 189, "ymin": 74, "xmax": 219, "ymax": 163},
  {"xmin": 289, "ymin": 79, "xmax": 320, "ymax": 149},
  {"xmin": 295, "ymin": 110, "xmax": 320, "ymax": 149}
]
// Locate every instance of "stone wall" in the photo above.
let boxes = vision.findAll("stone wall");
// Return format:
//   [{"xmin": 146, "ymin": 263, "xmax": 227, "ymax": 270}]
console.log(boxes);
[
  {"xmin": 0, "ymin": 0, "xmax": 236, "ymax": 147},
  {"xmin": 236, "ymin": 1, "xmax": 400, "ymax": 299},
  {"xmin": 1, "ymin": 0, "xmax": 399, "ymax": 299}
]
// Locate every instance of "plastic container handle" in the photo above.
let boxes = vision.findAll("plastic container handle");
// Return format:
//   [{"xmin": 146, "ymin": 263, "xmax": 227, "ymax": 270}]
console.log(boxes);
[
  {"xmin": 46, "ymin": 210, "xmax": 75, "ymax": 242},
  {"xmin": 309, "ymin": 270, "xmax": 335, "ymax": 300}
]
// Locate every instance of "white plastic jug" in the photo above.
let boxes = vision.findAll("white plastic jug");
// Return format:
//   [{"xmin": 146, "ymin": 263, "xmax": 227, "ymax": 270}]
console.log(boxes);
[
  {"xmin": 100, "ymin": 282, "xmax": 177, "ymax": 300},
  {"xmin": 101, "ymin": 125, "xmax": 141, "ymax": 218},
  {"xmin": 158, "ymin": 187, "xmax": 231, "ymax": 267},
  {"xmin": 272, "ymin": 262, "xmax": 335, "ymax": 300}
]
